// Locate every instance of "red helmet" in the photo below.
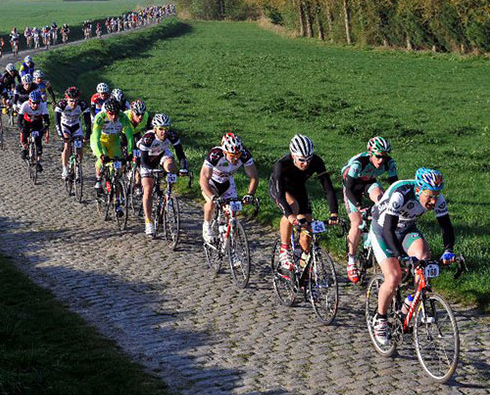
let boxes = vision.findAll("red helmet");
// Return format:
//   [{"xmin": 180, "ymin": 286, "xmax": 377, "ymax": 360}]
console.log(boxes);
[{"xmin": 65, "ymin": 86, "xmax": 80, "ymax": 100}]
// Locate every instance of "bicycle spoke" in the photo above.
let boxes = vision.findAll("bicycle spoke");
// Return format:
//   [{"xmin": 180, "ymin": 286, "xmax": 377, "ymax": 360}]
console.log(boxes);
[
  {"xmin": 271, "ymin": 239, "xmax": 297, "ymax": 306},
  {"xmin": 228, "ymin": 222, "xmax": 250, "ymax": 288},
  {"xmin": 309, "ymin": 251, "xmax": 338, "ymax": 325}
]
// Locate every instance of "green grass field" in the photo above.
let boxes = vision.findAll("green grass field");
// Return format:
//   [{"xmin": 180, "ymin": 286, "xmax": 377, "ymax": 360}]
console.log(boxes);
[
  {"xmin": 33, "ymin": 19, "xmax": 490, "ymax": 311},
  {"xmin": 0, "ymin": 255, "xmax": 171, "ymax": 395}
]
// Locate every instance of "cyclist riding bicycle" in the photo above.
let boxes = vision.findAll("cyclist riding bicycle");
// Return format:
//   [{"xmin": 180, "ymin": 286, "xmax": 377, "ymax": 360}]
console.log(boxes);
[
  {"xmin": 342, "ymin": 136, "xmax": 398, "ymax": 283},
  {"xmin": 369, "ymin": 168, "xmax": 455, "ymax": 346},
  {"xmin": 19, "ymin": 56, "xmax": 35, "ymax": 77},
  {"xmin": 90, "ymin": 82, "xmax": 110, "ymax": 120},
  {"xmin": 111, "ymin": 88, "xmax": 130, "ymax": 112},
  {"xmin": 33, "ymin": 70, "xmax": 56, "ymax": 105},
  {"xmin": 137, "ymin": 113, "xmax": 189, "ymax": 236},
  {"xmin": 17, "ymin": 90, "xmax": 49, "ymax": 172},
  {"xmin": 14, "ymin": 74, "xmax": 39, "ymax": 112},
  {"xmin": 90, "ymin": 98, "xmax": 133, "ymax": 201},
  {"xmin": 55, "ymin": 86, "xmax": 92, "ymax": 179},
  {"xmin": 2, "ymin": 64, "xmax": 21, "ymax": 112},
  {"xmin": 200, "ymin": 132, "xmax": 259, "ymax": 243},
  {"xmin": 269, "ymin": 134, "xmax": 339, "ymax": 272},
  {"xmin": 9, "ymin": 28, "xmax": 19, "ymax": 47}
]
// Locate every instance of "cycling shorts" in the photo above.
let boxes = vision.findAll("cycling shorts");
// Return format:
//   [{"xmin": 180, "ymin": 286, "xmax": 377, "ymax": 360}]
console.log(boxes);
[
  {"xmin": 342, "ymin": 180, "xmax": 381, "ymax": 214},
  {"xmin": 61, "ymin": 123, "xmax": 83, "ymax": 138},
  {"xmin": 95, "ymin": 140, "xmax": 122, "ymax": 169},
  {"xmin": 202, "ymin": 178, "xmax": 237, "ymax": 202},
  {"xmin": 268, "ymin": 180, "xmax": 311, "ymax": 216}
]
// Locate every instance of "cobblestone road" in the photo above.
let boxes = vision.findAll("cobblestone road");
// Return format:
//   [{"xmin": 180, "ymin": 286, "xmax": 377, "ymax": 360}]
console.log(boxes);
[{"xmin": 1, "ymin": 111, "xmax": 489, "ymax": 393}]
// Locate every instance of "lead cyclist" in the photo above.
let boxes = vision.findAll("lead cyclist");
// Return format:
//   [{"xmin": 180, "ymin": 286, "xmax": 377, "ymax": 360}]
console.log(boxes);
[{"xmin": 369, "ymin": 168, "xmax": 456, "ymax": 346}]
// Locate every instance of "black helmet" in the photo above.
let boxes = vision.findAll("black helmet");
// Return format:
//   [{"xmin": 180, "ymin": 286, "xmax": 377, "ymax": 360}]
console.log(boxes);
[{"xmin": 104, "ymin": 98, "xmax": 120, "ymax": 113}]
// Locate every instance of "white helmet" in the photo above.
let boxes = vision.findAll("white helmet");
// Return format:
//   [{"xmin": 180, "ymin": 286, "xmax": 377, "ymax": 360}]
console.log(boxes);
[
  {"xmin": 6, "ymin": 63, "xmax": 15, "ymax": 72},
  {"xmin": 96, "ymin": 82, "xmax": 109, "ymax": 94},
  {"xmin": 21, "ymin": 74, "xmax": 33, "ymax": 84},
  {"xmin": 221, "ymin": 132, "xmax": 243, "ymax": 154},
  {"xmin": 289, "ymin": 134, "xmax": 314, "ymax": 160},
  {"xmin": 33, "ymin": 69, "xmax": 44, "ymax": 79},
  {"xmin": 152, "ymin": 113, "xmax": 171, "ymax": 127},
  {"xmin": 110, "ymin": 88, "xmax": 124, "ymax": 102},
  {"xmin": 24, "ymin": 55, "xmax": 33, "ymax": 64}
]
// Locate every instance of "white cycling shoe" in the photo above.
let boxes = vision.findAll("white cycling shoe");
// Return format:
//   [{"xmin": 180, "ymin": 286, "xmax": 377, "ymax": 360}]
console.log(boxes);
[{"xmin": 202, "ymin": 223, "xmax": 215, "ymax": 244}]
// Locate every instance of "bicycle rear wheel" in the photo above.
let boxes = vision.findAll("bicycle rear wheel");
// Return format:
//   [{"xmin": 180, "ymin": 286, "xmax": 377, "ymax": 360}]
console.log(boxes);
[
  {"xmin": 228, "ymin": 221, "xmax": 250, "ymax": 288},
  {"xmin": 75, "ymin": 163, "xmax": 83, "ymax": 203},
  {"xmin": 115, "ymin": 179, "xmax": 128, "ymax": 231},
  {"xmin": 271, "ymin": 238, "xmax": 298, "ymax": 306},
  {"xmin": 29, "ymin": 144, "xmax": 37, "ymax": 185},
  {"xmin": 203, "ymin": 227, "xmax": 222, "ymax": 274},
  {"xmin": 308, "ymin": 250, "xmax": 338, "ymax": 325},
  {"xmin": 414, "ymin": 292, "xmax": 459, "ymax": 383},
  {"xmin": 365, "ymin": 274, "xmax": 397, "ymax": 356},
  {"xmin": 64, "ymin": 162, "xmax": 74, "ymax": 196},
  {"xmin": 163, "ymin": 195, "xmax": 180, "ymax": 250}
]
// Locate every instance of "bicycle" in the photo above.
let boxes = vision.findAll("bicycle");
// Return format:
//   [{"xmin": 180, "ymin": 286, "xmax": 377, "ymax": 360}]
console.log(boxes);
[
  {"xmin": 365, "ymin": 255, "xmax": 468, "ymax": 383},
  {"xmin": 203, "ymin": 196, "xmax": 260, "ymax": 288},
  {"xmin": 23, "ymin": 128, "xmax": 46, "ymax": 185},
  {"xmin": 345, "ymin": 206, "xmax": 378, "ymax": 285},
  {"xmin": 0, "ymin": 111, "xmax": 4, "ymax": 150},
  {"xmin": 63, "ymin": 137, "xmax": 84, "ymax": 202},
  {"xmin": 126, "ymin": 149, "xmax": 143, "ymax": 217},
  {"xmin": 271, "ymin": 219, "xmax": 344, "ymax": 325},
  {"xmin": 11, "ymin": 40, "xmax": 18, "ymax": 57},
  {"xmin": 95, "ymin": 158, "xmax": 129, "ymax": 231}
]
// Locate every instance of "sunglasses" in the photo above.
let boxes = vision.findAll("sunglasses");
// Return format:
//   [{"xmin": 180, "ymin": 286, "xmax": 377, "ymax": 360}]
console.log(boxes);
[
  {"xmin": 30, "ymin": 101, "xmax": 40, "ymax": 105},
  {"xmin": 67, "ymin": 99, "xmax": 78, "ymax": 103},
  {"xmin": 294, "ymin": 156, "xmax": 312, "ymax": 163},
  {"xmin": 224, "ymin": 151, "xmax": 242, "ymax": 159},
  {"xmin": 421, "ymin": 190, "xmax": 440, "ymax": 199},
  {"xmin": 106, "ymin": 111, "xmax": 117, "ymax": 116},
  {"xmin": 156, "ymin": 126, "xmax": 169, "ymax": 131},
  {"xmin": 374, "ymin": 154, "xmax": 389, "ymax": 159}
]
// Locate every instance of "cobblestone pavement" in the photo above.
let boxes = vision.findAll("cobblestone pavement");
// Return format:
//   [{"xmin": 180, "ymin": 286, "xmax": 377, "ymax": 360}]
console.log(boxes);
[{"xmin": 0, "ymin": 123, "xmax": 489, "ymax": 394}]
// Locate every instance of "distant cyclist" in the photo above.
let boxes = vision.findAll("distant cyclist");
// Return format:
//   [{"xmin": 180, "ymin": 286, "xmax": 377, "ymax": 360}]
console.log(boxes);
[
  {"xmin": 111, "ymin": 88, "xmax": 130, "ymax": 111},
  {"xmin": 33, "ymin": 70, "xmax": 56, "ymax": 105},
  {"xmin": 19, "ymin": 55, "xmax": 35, "ymax": 77},
  {"xmin": 370, "ymin": 168, "xmax": 455, "ymax": 346},
  {"xmin": 200, "ymin": 132, "xmax": 258, "ymax": 243},
  {"xmin": 13, "ymin": 74, "xmax": 39, "ymax": 112},
  {"xmin": 1, "ymin": 64, "xmax": 21, "ymax": 111},
  {"xmin": 342, "ymin": 136, "xmax": 398, "ymax": 283},
  {"xmin": 90, "ymin": 82, "xmax": 110, "ymax": 120},
  {"xmin": 269, "ymin": 134, "xmax": 339, "ymax": 272}
]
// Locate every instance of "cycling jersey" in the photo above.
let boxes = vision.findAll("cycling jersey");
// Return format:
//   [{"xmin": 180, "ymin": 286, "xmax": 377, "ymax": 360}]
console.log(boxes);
[
  {"xmin": 9, "ymin": 33, "xmax": 19, "ymax": 42},
  {"xmin": 90, "ymin": 111, "xmax": 134, "ymax": 160},
  {"xmin": 55, "ymin": 99, "xmax": 91, "ymax": 139},
  {"xmin": 124, "ymin": 110, "xmax": 150, "ymax": 139},
  {"xmin": 18, "ymin": 101, "xmax": 49, "ymax": 125},
  {"xmin": 13, "ymin": 83, "xmax": 40, "ymax": 108},
  {"xmin": 90, "ymin": 93, "xmax": 107, "ymax": 117},
  {"xmin": 204, "ymin": 146, "xmax": 253, "ymax": 184},
  {"xmin": 269, "ymin": 154, "xmax": 338, "ymax": 217},
  {"xmin": 19, "ymin": 62, "xmax": 35, "ymax": 77},
  {"xmin": 36, "ymin": 79, "xmax": 55, "ymax": 103},
  {"xmin": 2, "ymin": 70, "xmax": 21, "ymax": 92}
]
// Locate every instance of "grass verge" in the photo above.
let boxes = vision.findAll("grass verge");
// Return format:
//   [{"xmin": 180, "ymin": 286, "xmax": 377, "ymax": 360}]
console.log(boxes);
[{"xmin": 0, "ymin": 254, "xmax": 172, "ymax": 395}]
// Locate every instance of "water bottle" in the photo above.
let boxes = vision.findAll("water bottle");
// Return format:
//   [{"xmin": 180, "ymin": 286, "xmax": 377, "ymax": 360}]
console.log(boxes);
[
  {"xmin": 401, "ymin": 294, "xmax": 414, "ymax": 315},
  {"xmin": 300, "ymin": 251, "xmax": 310, "ymax": 268},
  {"xmin": 218, "ymin": 224, "xmax": 226, "ymax": 237}
]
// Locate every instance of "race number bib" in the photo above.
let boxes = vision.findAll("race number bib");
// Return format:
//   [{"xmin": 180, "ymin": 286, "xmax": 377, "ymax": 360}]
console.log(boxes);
[
  {"xmin": 166, "ymin": 173, "xmax": 177, "ymax": 183},
  {"xmin": 311, "ymin": 220, "xmax": 326, "ymax": 234},
  {"xmin": 74, "ymin": 140, "xmax": 83, "ymax": 149},
  {"xmin": 113, "ymin": 161, "xmax": 122, "ymax": 170},
  {"xmin": 133, "ymin": 149, "xmax": 141, "ymax": 158},
  {"xmin": 31, "ymin": 131, "xmax": 40, "ymax": 138},
  {"xmin": 229, "ymin": 200, "xmax": 242, "ymax": 212},
  {"xmin": 424, "ymin": 264, "xmax": 439, "ymax": 278}
]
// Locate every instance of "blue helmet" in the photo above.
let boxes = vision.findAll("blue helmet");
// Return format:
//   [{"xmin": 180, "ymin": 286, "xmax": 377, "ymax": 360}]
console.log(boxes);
[
  {"xmin": 29, "ymin": 90, "xmax": 42, "ymax": 104},
  {"xmin": 415, "ymin": 168, "xmax": 444, "ymax": 191}
]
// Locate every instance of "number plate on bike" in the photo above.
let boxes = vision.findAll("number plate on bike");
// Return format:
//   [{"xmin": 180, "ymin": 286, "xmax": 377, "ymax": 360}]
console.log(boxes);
[
  {"xmin": 166, "ymin": 173, "xmax": 177, "ymax": 183},
  {"xmin": 311, "ymin": 220, "xmax": 326, "ymax": 234},
  {"xmin": 113, "ymin": 161, "xmax": 122, "ymax": 169},
  {"xmin": 229, "ymin": 201, "xmax": 242, "ymax": 212},
  {"xmin": 133, "ymin": 149, "xmax": 141, "ymax": 158},
  {"xmin": 74, "ymin": 140, "xmax": 83, "ymax": 148},
  {"xmin": 424, "ymin": 264, "xmax": 439, "ymax": 278},
  {"xmin": 31, "ymin": 131, "xmax": 39, "ymax": 138}
]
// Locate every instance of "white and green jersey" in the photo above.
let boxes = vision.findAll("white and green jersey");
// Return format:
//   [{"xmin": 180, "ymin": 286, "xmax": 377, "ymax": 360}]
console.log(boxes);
[{"xmin": 372, "ymin": 180, "xmax": 448, "ymax": 230}]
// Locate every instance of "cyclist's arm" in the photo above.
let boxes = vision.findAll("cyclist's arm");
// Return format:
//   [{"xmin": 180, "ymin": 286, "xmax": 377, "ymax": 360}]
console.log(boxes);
[
  {"xmin": 437, "ymin": 214, "xmax": 455, "ymax": 252},
  {"xmin": 83, "ymin": 111, "xmax": 92, "ymax": 140},
  {"xmin": 17, "ymin": 111, "xmax": 25, "ymax": 129},
  {"xmin": 42, "ymin": 114, "xmax": 50, "ymax": 127},
  {"xmin": 383, "ymin": 214, "xmax": 406, "ymax": 258},
  {"xmin": 90, "ymin": 117, "xmax": 104, "ymax": 157},
  {"xmin": 387, "ymin": 158, "xmax": 398, "ymax": 184},
  {"xmin": 318, "ymin": 170, "xmax": 339, "ymax": 215},
  {"xmin": 270, "ymin": 160, "xmax": 293, "ymax": 218},
  {"xmin": 47, "ymin": 84, "xmax": 56, "ymax": 104},
  {"xmin": 199, "ymin": 165, "xmax": 215, "ymax": 200},
  {"xmin": 121, "ymin": 117, "xmax": 134, "ymax": 155},
  {"xmin": 344, "ymin": 162, "xmax": 362, "ymax": 209},
  {"xmin": 244, "ymin": 163, "xmax": 259, "ymax": 195},
  {"xmin": 54, "ymin": 106, "xmax": 63, "ymax": 136}
]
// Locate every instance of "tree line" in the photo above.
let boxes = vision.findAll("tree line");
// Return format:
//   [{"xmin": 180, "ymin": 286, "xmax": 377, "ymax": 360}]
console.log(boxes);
[{"xmin": 177, "ymin": 0, "xmax": 490, "ymax": 54}]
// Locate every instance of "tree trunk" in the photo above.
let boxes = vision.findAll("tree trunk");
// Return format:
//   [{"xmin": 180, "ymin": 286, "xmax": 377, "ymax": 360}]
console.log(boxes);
[
  {"xmin": 317, "ymin": 5, "xmax": 325, "ymax": 41},
  {"xmin": 406, "ymin": 36, "xmax": 412, "ymax": 50},
  {"xmin": 296, "ymin": 0, "xmax": 307, "ymax": 36},
  {"xmin": 325, "ymin": 2, "xmax": 334, "ymax": 43},
  {"xmin": 343, "ymin": 0, "xmax": 352, "ymax": 44},
  {"xmin": 383, "ymin": 38, "xmax": 389, "ymax": 47},
  {"xmin": 305, "ymin": 1, "xmax": 314, "ymax": 38}
]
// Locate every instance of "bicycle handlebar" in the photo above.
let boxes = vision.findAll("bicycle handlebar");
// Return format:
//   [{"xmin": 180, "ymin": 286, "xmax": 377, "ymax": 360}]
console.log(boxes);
[{"xmin": 402, "ymin": 254, "xmax": 468, "ymax": 281}]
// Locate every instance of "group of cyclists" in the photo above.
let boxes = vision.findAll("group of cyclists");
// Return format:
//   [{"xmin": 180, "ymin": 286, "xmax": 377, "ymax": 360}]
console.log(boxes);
[
  {"xmin": 1, "ymin": 41, "xmax": 457, "ymax": 347},
  {"xmin": 104, "ymin": 5, "xmax": 175, "ymax": 34}
]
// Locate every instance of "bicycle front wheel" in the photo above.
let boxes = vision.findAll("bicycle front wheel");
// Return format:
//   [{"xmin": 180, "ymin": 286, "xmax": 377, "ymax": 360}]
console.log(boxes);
[
  {"xmin": 365, "ymin": 274, "xmax": 397, "ymax": 356},
  {"xmin": 271, "ymin": 238, "xmax": 297, "ymax": 306},
  {"xmin": 115, "ymin": 179, "xmax": 128, "ymax": 231},
  {"xmin": 228, "ymin": 221, "xmax": 250, "ymax": 289},
  {"xmin": 414, "ymin": 292, "xmax": 459, "ymax": 383},
  {"xmin": 75, "ymin": 163, "xmax": 83, "ymax": 203},
  {"xmin": 163, "ymin": 195, "xmax": 180, "ymax": 250},
  {"xmin": 308, "ymin": 250, "xmax": 338, "ymax": 325}
]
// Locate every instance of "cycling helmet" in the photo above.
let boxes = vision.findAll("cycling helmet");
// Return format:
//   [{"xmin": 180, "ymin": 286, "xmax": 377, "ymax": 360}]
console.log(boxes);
[
  {"xmin": 33, "ymin": 69, "xmax": 44, "ymax": 79},
  {"xmin": 65, "ymin": 86, "xmax": 80, "ymax": 100},
  {"xmin": 289, "ymin": 134, "xmax": 314, "ymax": 160},
  {"xmin": 111, "ymin": 88, "xmax": 125, "ymax": 102},
  {"xmin": 104, "ymin": 98, "xmax": 120, "ymax": 113},
  {"xmin": 415, "ymin": 168, "xmax": 444, "ymax": 192},
  {"xmin": 367, "ymin": 136, "xmax": 391, "ymax": 154},
  {"xmin": 221, "ymin": 132, "xmax": 243, "ymax": 154},
  {"xmin": 24, "ymin": 55, "xmax": 33, "ymax": 64},
  {"xmin": 130, "ymin": 100, "xmax": 146, "ymax": 115},
  {"xmin": 6, "ymin": 63, "xmax": 15, "ymax": 72},
  {"xmin": 21, "ymin": 74, "xmax": 33, "ymax": 84},
  {"xmin": 152, "ymin": 113, "xmax": 171, "ymax": 127},
  {"xmin": 96, "ymin": 82, "xmax": 109, "ymax": 94},
  {"xmin": 29, "ymin": 90, "xmax": 42, "ymax": 104}
]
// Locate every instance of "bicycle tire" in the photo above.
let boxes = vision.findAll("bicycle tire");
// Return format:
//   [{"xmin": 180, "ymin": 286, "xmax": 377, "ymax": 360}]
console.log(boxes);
[
  {"xmin": 96, "ymin": 188, "xmax": 107, "ymax": 219},
  {"xmin": 75, "ymin": 163, "xmax": 83, "ymax": 203},
  {"xmin": 163, "ymin": 195, "xmax": 180, "ymax": 250},
  {"xmin": 308, "ymin": 250, "xmax": 338, "ymax": 325},
  {"xmin": 104, "ymin": 187, "xmax": 113, "ymax": 222},
  {"xmin": 271, "ymin": 238, "xmax": 298, "ymax": 307},
  {"xmin": 365, "ymin": 274, "xmax": 397, "ymax": 356},
  {"xmin": 64, "ymin": 162, "xmax": 74, "ymax": 196},
  {"xmin": 414, "ymin": 292, "xmax": 459, "ymax": 383},
  {"xmin": 153, "ymin": 192, "xmax": 164, "ymax": 238},
  {"xmin": 115, "ymin": 179, "xmax": 128, "ymax": 231},
  {"xmin": 0, "ymin": 117, "xmax": 4, "ymax": 150},
  {"xmin": 29, "ymin": 143, "xmax": 37, "ymax": 185},
  {"xmin": 203, "ymin": 224, "xmax": 222, "ymax": 274},
  {"xmin": 228, "ymin": 221, "xmax": 250, "ymax": 289}
]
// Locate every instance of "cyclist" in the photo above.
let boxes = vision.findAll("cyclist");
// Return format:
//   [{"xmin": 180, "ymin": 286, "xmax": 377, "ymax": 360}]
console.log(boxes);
[
  {"xmin": 61, "ymin": 24, "xmax": 70, "ymax": 43},
  {"xmin": 96, "ymin": 22, "xmax": 102, "ymax": 38},
  {"xmin": 51, "ymin": 22, "xmax": 58, "ymax": 44},
  {"xmin": 19, "ymin": 56, "xmax": 35, "ymax": 77},
  {"xmin": 200, "ymin": 132, "xmax": 258, "ymax": 243},
  {"xmin": 42, "ymin": 25, "xmax": 51, "ymax": 48},
  {"xmin": 90, "ymin": 98, "xmax": 133, "ymax": 215},
  {"xmin": 33, "ymin": 27, "xmax": 41, "ymax": 48},
  {"xmin": 137, "ymin": 113, "xmax": 189, "ymax": 236},
  {"xmin": 33, "ymin": 70, "xmax": 56, "ymax": 105},
  {"xmin": 369, "ymin": 168, "xmax": 455, "ymax": 346},
  {"xmin": 342, "ymin": 136, "xmax": 398, "ymax": 283},
  {"xmin": 90, "ymin": 82, "xmax": 110, "ymax": 120},
  {"xmin": 55, "ymin": 86, "xmax": 91, "ymax": 179},
  {"xmin": 24, "ymin": 27, "xmax": 33, "ymax": 48},
  {"xmin": 14, "ymin": 74, "xmax": 39, "ymax": 112},
  {"xmin": 269, "ymin": 134, "xmax": 339, "ymax": 272},
  {"xmin": 17, "ymin": 90, "xmax": 49, "ymax": 171},
  {"xmin": 111, "ymin": 88, "xmax": 130, "ymax": 111},
  {"xmin": 9, "ymin": 28, "xmax": 20, "ymax": 53},
  {"xmin": 2, "ymin": 64, "xmax": 21, "ymax": 112}
]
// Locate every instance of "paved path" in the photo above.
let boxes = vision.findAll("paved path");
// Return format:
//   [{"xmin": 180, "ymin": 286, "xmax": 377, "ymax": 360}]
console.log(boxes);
[{"xmin": 0, "ymin": 125, "xmax": 489, "ymax": 395}]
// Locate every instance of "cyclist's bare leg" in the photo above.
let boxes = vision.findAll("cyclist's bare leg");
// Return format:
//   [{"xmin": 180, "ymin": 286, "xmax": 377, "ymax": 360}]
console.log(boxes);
[
  {"xmin": 298, "ymin": 213, "xmax": 313, "ymax": 252},
  {"xmin": 378, "ymin": 257, "xmax": 402, "ymax": 315},
  {"xmin": 369, "ymin": 186, "xmax": 384, "ymax": 203},
  {"xmin": 407, "ymin": 237, "xmax": 431, "ymax": 290},
  {"xmin": 62, "ymin": 134, "xmax": 71, "ymax": 168},
  {"xmin": 162, "ymin": 157, "xmax": 177, "ymax": 174},
  {"xmin": 279, "ymin": 192, "xmax": 299, "ymax": 245},
  {"xmin": 142, "ymin": 176, "xmax": 154, "ymax": 222},
  {"xmin": 347, "ymin": 211, "xmax": 362, "ymax": 257},
  {"xmin": 203, "ymin": 196, "xmax": 215, "ymax": 222}
]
